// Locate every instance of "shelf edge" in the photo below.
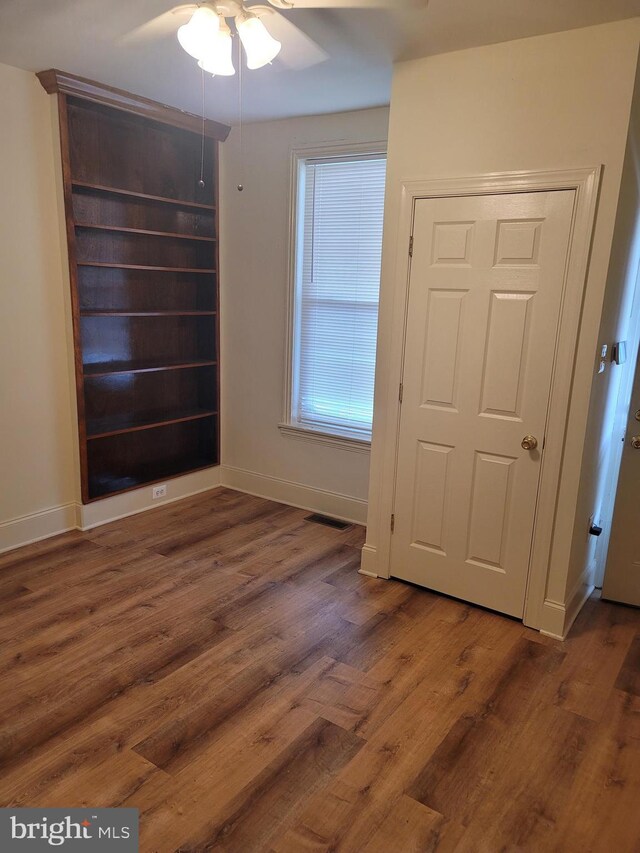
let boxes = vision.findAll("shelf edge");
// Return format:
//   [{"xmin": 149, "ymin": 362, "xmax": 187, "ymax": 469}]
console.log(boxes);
[
  {"xmin": 87, "ymin": 410, "xmax": 218, "ymax": 440},
  {"xmin": 72, "ymin": 181, "xmax": 217, "ymax": 212},
  {"xmin": 83, "ymin": 360, "xmax": 218, "ymax": 378}
]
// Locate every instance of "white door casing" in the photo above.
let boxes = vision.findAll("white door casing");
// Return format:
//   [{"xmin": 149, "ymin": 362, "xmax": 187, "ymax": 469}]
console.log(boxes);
[
  {"xmin": 390, "ymin": 190, "xmax": 576, "ymax": 618},
  {"xmin": 603, "ymin": 348, "xmax": 640, "ymax": 606}
]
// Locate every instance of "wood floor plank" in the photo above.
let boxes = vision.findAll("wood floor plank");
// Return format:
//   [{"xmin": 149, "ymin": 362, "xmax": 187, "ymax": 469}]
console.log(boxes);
[
  {"xmin": 124, "ymin": 701, "xmax": 326, "ymax": 851},
  {"xmin": 615, "ymin": 633, "xmax": 640, "ymax": 696},
  {"xmin": 129, "ymin": 617, "xmax": 347, "ymax": 773},
  {"xmin": 0, "ymin": 535, "xmax": 104, "ymax": 593},
  {"xmin": 406, "ymin": 638, "xmax": 566, "ymax": 821},
  {"xmin": 0, "ymin": 487, "xmax": 638, "ymax": 853},
  {"xmin": 550, "ymin": 688, "xmax": 640, "ymax": 852},
  {"xmin": 449, "ymin": 704, "xmax": 596, "ymax": 852},
  {"xmin": 300, "ymin": 660, "xmax": 382, "ymax": 733},
  {"xmin": 551, "ymin": 596, "xmax": 637, "ymax": 721},
  {"xmin": 176, "ymin": 719, "xmax": 363, "ymax": 852},
  {"xmin": 361, "ymin": 794, "xmax": 464, "ymax": 853},
  {"xmin": 7, "ymin": 747, "xmax": 166, "ymax": 811},
  {"xmin": 274, "ymin": 620, "xmax": 529, "ymax": 851}
]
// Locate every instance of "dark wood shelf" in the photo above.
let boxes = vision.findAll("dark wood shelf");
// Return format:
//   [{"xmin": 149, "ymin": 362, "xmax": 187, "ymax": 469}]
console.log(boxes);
[
  {"xmin": 52, "ymin": 91, "xmax": 221, "ymax": 503},
  {"xmin": 72, "ymin": 180, "xmax": 216, "ymax": 212},
  {"xmin": 87, "ymin": 409, "xmax": 217, "ymax": 440},
  {"xmin": 77, "ymin": 266, "xmax": 217, "ymax": 314},
  {"xmin": 77, "ymin": 262, "xmax": 215, "ymax": 273},
  {"xmin": 75, "ymin": 223, "xmax": 216, "ymax": 242},
  {"xmin": 87, "ymin": 457, "xmax": 215, "ymax": 501},
  {"xmin": 83, "ymin": 359, "xmax": 217, "ymax": 378},
  {"xmin": 80, "ymin": 311, "xmax": 216, "ymax": 317}
]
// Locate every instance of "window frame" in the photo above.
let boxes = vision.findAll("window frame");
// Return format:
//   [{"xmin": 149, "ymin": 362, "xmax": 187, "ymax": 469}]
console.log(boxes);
[{"xmin": 280, "ymin": 140, "xmax": 388, "ymax": 453}]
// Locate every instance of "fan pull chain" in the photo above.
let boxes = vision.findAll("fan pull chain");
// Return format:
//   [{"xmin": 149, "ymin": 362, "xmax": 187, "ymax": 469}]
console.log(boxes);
[
  {"xmin": 199, "ymin": 67, "xmax": 206, "ymax": 189},
  {"xmin": 237, "ymin": 32, "xmax": 245, "ymax": 192}
]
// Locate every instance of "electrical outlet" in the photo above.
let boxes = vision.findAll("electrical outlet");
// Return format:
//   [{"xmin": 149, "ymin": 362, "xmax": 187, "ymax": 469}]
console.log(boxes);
[{"xmin": 152, "ymin": 484, "xmax": 167, "ymax": 500}]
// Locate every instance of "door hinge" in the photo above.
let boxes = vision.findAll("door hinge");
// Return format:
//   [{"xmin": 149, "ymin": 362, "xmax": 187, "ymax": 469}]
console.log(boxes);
[
  {"xmin": 390, "ymin": 514, "xmax": 395, "ymax": 533},
  {"xmin": 399, "ymin": 382, "xmax": 404, "ymax": 404},
  {"xmin": 409, "ymin": 236, "xmax": 414, "ymax": 257}
]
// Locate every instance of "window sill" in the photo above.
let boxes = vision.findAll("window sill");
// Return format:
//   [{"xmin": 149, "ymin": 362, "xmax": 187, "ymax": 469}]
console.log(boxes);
[{"xmin": 278, "ymin": 422, "xmax": 371, "ymax": 454}]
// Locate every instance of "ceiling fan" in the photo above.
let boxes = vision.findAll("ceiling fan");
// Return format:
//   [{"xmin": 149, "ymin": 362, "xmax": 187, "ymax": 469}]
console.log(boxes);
[{"xmin": 126, "ymin": 0, "xmax": 428, "ymax": 75}]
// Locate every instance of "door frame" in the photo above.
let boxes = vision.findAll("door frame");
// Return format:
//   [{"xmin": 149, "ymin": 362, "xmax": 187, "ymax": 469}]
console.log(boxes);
[{"xmin": 365, "ymin": 168, "xmax": 601, "ymax": 631}]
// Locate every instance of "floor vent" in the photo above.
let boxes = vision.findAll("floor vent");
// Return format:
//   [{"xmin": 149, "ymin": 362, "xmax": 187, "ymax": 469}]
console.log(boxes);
[{"xmin": 304, "ymin": 513, "xmax": 352, "ymax": 531}]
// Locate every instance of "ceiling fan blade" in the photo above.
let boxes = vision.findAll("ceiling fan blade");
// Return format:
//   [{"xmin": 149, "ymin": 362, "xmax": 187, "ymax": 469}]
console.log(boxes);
[
  {"xmin": 119, "ymin": 5, "xmax": 196, "ymax": 45},
  {"xmin": 249, "ymin": 6, "xmax": 329, "ymax": 70},
  {"xmin": 266, "ymin": 0, "xmax": 427, "ymax": 8}
]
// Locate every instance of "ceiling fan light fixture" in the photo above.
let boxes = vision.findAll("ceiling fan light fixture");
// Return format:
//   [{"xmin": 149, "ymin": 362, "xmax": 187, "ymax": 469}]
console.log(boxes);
[
  {"xmin": 198, "ymin": 17, "xmax": 236, "ymax": 75},
  {"xmin": 236, "ymin": 13, "xmax": 282, "ymax": 70},
  {"xmin": 177, "ymin": 5, "xmax": 220, "ymax": 61}
]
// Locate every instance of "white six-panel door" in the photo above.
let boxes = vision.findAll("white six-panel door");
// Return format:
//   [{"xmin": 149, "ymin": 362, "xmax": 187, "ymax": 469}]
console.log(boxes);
[{"xmin": 391, "ymin": 190, "xmax": 575, "ymax": 617}]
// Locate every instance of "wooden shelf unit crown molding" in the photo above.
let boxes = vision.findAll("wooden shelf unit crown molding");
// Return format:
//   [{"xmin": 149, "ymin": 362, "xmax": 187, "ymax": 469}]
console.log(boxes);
[{"xmin": 37, "ymin": 68, "xmax": 230, "ymax": 142}]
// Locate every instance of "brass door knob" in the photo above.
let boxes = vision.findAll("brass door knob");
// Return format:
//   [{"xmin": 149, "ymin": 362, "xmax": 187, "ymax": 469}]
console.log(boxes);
[
  {"xmin": 631, "ymin": 436, "xmax": 640, "ymax": 449},
  {"xmin": 521, "ymin": 435, "xmax": 539, "ymax": 451}
]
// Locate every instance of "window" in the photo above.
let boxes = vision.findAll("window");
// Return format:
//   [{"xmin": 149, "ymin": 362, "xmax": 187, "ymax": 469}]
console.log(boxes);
[{"xmin": 285, "ymin": 149, "xmax": 387, "ymax": 445}]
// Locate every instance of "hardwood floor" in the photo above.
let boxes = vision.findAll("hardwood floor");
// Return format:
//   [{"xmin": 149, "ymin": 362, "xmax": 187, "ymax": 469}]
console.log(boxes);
[{"xmin": 0, "ymin": 487, "xmax": 638, "ymax": 852}]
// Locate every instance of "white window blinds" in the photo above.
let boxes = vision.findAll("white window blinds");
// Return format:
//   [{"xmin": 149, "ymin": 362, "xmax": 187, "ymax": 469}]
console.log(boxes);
[{"xmin": 292, "ymin": 153, "xmax": 387, "ymax": 439}]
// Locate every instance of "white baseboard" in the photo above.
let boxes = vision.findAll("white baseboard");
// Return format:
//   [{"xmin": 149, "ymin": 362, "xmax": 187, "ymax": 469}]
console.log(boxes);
[
  {"xmin": 0, "ymin": 469, "xmax": 223, "ymax": 555},
  {"xmin": 220, "ymin": 465, "xmax": 368, "ymax": 525},
  {"xmin": 0, "ymin": 503, "xmax": 78, "ymax": 555},
  {"xmin": 359, "ymin": 543, "xmax": 379, "ymax": 577},
  {"xmin": 0, "ymin": 465, "xmax": 368, "ymax": 556},
  {"xmin": 78, "ymin": 467, "xmax": 223, "ymax": 531},
  {"xmin": 540, "ymin": 560, "xmax": 596, "ymax": 640}
]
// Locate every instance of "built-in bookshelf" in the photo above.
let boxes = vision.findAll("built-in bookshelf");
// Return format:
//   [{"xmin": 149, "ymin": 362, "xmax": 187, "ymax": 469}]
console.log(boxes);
[{"xmin": 38, "ymin": 70, "xmax": 230, "ymax": 502}]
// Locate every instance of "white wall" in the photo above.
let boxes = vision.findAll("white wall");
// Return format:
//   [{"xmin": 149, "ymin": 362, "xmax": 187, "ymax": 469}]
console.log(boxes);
[
  {"xmin": 219, "ymin": 107, "xmax": 389, "ymax": 523},
  {"xmin": 365, "ymin": 20, "xmax": 640, "ymax": 635},
  {"xmin": 0, "ymin": 67, "xmax": 387, "ymax": 549},
  {"xmin": 0, "ymin": 63, "xmax": 78, "ymax": 550}
]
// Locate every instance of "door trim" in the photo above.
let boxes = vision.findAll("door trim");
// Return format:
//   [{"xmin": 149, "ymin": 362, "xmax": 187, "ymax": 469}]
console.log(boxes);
[{"xmin": 364, "ymin": 168, "xmax": 601, "ymax": 632}]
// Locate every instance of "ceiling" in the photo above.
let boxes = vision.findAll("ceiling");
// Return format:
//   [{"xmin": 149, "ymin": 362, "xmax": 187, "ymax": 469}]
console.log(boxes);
[{"xmin": 1, "ymin": 0, "xmax": 639, "ymax": 125}]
